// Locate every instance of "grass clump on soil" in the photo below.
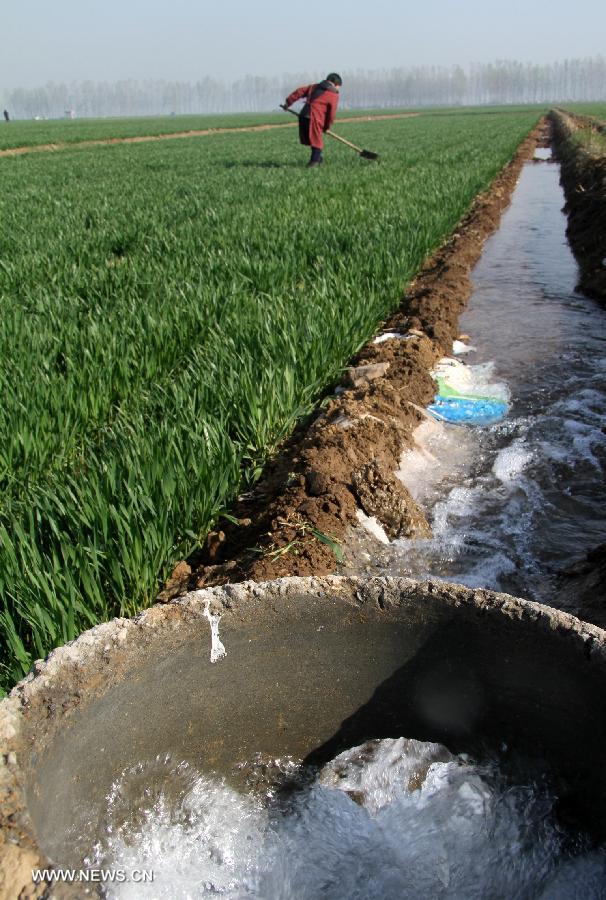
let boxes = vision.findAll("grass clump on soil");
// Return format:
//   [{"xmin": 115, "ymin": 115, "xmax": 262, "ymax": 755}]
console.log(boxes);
[
  {"xmin": 0, "ymin": 109, "xmax": 541, "ymax": 692},
  {"xmin": 570, "ymin": 125, "xmax": 606, "ymax": 157},
  {"xmin": 570, "ymin": 126, "xmax": 606, "ymax": 156},
  {"xmin": 252, "ymin": 517, "xmax": 344, "ymax": 564},
  {"xmin": 564, "ymin": 103, "xmax": 606, "ymax": 123},
  {"xmin": 560, "ymin": 106, "xmax": 606, "ymax": 155}
]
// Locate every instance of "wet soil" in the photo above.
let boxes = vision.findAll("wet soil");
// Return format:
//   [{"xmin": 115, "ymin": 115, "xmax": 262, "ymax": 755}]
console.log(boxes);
[
  {"xmin": 551, "ymin": 109, "xmax": 606, "ymax": 301},
  {"xmin": 0, "ymin": 113, "xmax": 418, "ymax": 157},
  {"xmin": 160, "ymin": 119, "xmax": 548, "ymax": 599}
]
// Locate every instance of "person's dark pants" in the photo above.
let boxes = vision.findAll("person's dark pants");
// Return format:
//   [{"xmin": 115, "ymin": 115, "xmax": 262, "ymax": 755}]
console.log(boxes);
[
  {"xmin": 299, "ymin": 115, "xmax": 311, "ymax": 146},
  {"xmin": 299, "ymin": 116, "xmax": 323, "ymax": 164}
]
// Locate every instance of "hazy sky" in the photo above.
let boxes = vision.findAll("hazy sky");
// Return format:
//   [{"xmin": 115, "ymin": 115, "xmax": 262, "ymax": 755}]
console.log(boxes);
[{"xmin": 2, "ymin": 0, "xmax": 605, "ymax": 89}]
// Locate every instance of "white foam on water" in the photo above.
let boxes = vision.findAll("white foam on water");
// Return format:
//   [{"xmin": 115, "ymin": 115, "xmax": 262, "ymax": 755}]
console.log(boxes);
[
  {"xmin": 89, "ymin": 761, "xmax": 265, "ymax": 898},
  {"xmin": 558, "ymin": 388, "xmax": 606, "ymax": 420},
  {"xmin": 561, "ymin": 418, "xmax": 606, "ymax": 471},
  {"xmin": 92, "ymin": 738, "xmax": 604, "ymax": 899},
  {"xmin": 535, "ymin": 389, "xmax": 606, "ymax": 475},
  {"xmin": 492, "ymin": 440, "xmax": 534, "ymax": 482},
  {"xmin": 319, "ymin": 737, "xmax": 456, "ymax": 813},
  {"xmin": 391, "ymin": 412, "xmax": 552, "ymax": 595},
  {"xmin": 397, "ymin": 418, "xmax": 478, "ymax": 507},
  {"xmin": 431, "ymin": 483, "xmax": 482, "ymax": 534},
  {"xmin": 438, "ymin": 547, "xmax": 519, "ymax": 591}
]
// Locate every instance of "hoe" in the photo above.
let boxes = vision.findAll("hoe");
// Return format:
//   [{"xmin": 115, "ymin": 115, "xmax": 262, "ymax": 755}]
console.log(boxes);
[{"xmin": 281, "ymin": 106, "xmax": 380, "ymax": 161}]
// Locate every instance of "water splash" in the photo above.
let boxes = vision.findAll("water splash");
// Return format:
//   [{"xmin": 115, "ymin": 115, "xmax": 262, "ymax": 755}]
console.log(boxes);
[{"xmin": 90, "ymin": 738, "xmax": 604, "ymax": 899}]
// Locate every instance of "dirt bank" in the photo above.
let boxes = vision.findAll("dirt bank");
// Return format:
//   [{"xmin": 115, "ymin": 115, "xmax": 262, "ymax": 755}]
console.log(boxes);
[
  {"xmin": 0, "ymin": 113, "xmax": 418, "ymax": 158},
  {"xmin": 159, "ymin": 118, "xmax": 548, "ymax": 599},
  {"xmin": 554, "ymin": 543, "xmax": 606, "ymax": 628},
  {"xmin": 550, "ymin": 109, "xmax": 606, "ymax": 301}
]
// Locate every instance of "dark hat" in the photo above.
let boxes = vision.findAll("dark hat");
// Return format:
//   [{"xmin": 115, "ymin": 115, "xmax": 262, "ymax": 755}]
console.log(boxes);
[{"xmin": 326, "ymin": 73, "xmax": 342, "ymax": 86}]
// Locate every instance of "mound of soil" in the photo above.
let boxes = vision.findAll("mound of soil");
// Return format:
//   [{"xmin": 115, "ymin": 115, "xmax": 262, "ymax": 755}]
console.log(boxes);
[
  {"xmin": 160, "ymin": 119, "xmax": 547, "ymax": 599},
  {"xmin": 551, "ymin": 110, "xmax": 606, "ymax": 301},
  {"xmin": 352, "ymin": 460, "xmax": 431, "ymax": 540}
]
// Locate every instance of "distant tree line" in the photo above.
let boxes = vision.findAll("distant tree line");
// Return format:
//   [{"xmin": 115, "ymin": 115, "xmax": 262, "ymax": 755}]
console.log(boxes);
[{"xmin": 2, "ymin": 57, "xmax": 605, "ymax": 119}]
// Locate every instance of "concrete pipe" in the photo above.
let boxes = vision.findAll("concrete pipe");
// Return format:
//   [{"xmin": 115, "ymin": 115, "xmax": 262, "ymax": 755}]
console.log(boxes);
[{"xmin": 2, "ymin": 576, "xmax": 606, "ymax": 897}]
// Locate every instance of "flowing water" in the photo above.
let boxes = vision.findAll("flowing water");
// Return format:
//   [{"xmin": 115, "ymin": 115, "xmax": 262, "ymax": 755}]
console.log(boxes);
[
  {"xmin": 88, "ymin": 151, "xmax": 606, "ymax": 897},
  {"xmin": 392, "ymin": 152, "xmax": 606, "ymax": 601},
  {"xmin": 91, "ymin": 739, "xmax": 606, "ymax": 899}
]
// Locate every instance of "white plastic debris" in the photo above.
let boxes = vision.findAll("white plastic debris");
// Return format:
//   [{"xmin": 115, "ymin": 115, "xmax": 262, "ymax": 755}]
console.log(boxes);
[
  {"xmin": 356, "ymin": 509, "xmax": 390, "ymax": 544},
  {"xmin": 453, "ymin": 339, "xmax": 476, "ymax": 355},
  {"xmin": 203, "ymin": 600, "xmax": 227, "ymax": 663},
  {"xmin": 373, "ymin": 331, "xmax": 409, "ymax": 344}
]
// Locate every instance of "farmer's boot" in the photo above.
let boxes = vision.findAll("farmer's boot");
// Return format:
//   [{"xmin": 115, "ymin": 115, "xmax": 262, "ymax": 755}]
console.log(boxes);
[{"xmin": 308, "ymin": 147, "xmax": 323, "ymax": 167}]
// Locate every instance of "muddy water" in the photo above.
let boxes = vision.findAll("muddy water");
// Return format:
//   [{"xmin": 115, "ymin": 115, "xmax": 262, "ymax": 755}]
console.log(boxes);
[{"xmin": 394, "ymin": 152, "xmax": 606, "ymax": 602}]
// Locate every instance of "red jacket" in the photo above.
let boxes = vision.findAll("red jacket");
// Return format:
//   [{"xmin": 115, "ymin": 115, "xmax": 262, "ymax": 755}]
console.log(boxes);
[{"xmin": 285, "ymin": 81, "xmax": 340, "ymax": 150}]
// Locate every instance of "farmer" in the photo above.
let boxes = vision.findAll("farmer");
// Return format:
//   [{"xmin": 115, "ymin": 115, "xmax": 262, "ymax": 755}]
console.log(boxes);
[
  {"xmin": 282, "ymin": 73, "xmax": 342, "ymax": 167},
  {"xmin": 3, "ymin": 110, "xmax": 9, "ymax": 122}
]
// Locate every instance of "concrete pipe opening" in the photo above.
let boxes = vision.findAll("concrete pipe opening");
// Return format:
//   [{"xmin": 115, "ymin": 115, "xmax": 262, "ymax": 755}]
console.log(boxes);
[{"xmin": 2, "ymin": 575, "xmax": 606, "ymax": 894}]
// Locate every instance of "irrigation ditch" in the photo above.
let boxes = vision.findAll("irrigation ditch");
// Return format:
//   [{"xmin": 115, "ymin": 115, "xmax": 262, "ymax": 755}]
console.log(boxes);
[
  {"xmin": 163, "ymin": 119, "xmax": 551, "ymax": 595},
  {"xmin": 3, "ymin": 112, "xmax": 606, "ymax": 895}
]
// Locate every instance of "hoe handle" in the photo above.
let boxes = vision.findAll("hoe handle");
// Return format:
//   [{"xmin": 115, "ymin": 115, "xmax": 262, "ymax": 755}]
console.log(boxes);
[
  {"xmin": 323, "ymin": 129, "xmax": 364, "ymax": 153},
  {"xmin": 280, "ymin": 105, "xmax": 364, "ymax": 154}
]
